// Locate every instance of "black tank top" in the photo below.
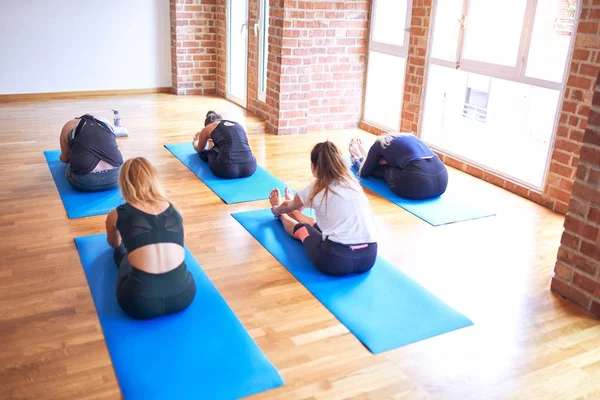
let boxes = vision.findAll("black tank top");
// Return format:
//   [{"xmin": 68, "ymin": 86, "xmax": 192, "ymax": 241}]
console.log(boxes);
[
  {"xmin": 116, "ymin": 203, "xmax": 184, "ymax": 253},
  {"xmin": 210, "ymin": 120, "xmax": 254, "ymax": 164},
  {"xmin": 70, "ymin": 114, "xmax": 124, "ymax": 174}
]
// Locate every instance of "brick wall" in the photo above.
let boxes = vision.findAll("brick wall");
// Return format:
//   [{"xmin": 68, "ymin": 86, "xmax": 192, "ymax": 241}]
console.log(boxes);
[
  {"xmin": 401, "ymin": 0, "xmax": 432, "ymax": 133},
  {"xmin": 251, "ymin": 0, "xmax": 370, "ymax": 135},
  {"xmin": 551, "ymin": 71, "xmax": 600, "ymax": 317},
  {"xmin": 246, "ymin": 0, "xmax": 285, "ymax": 134},
  {"xmin": 360, "ymin": 1, "xmax": 600, "ymax": 215},
  {"xmin": 170, "ymin": 0, "xmax": 218, "ymax": 95},
  {"xmin": 545, "ymin": 4, "xmax": 600, "ymax": 214},
  {"xmin": 215, "ymin": 0, "xmax": 227, "ymax": 97}
]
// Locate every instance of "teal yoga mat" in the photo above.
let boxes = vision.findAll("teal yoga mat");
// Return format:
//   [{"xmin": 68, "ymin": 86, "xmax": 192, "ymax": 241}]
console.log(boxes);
[
  {"xmin": 74, "ymin": 233, "xmax": 284, "ymax": 399},
  {"xmin": 165, "ymin": 142, "xmax": 287, "ymax": 204},
  {"xmin": 232, "ymin": 208, "xmax": 474, "ymax": 353}
]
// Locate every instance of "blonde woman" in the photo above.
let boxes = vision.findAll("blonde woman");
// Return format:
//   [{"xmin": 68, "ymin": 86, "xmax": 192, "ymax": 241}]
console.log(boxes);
[
  {"xmin": 349, "ymin": 133, "xmax": 448, "ymax": 200},
  {"xmin": 269, "ymin": 141, "xmax": 378, "ymax": 276},
  {"xmin": 105, "ymin": 157, "xmax": 196, "ymax": 319}
]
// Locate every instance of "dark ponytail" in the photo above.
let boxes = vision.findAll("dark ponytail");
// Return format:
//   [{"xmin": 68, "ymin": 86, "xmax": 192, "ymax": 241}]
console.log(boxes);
[
  {"xmin": 204, "ymin": 110, "xmax": 223, "ymax": 126},
  {"xmin": 308, "ymin": 141, "xmax": 357, "ymax": 206}
]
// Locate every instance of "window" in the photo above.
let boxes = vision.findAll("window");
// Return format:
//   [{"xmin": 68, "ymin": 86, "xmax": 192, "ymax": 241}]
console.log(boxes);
[
  {"xmin": 463, "ymin": 75, "xmax": 490, "ymax": 122},
  {"xmin": 257, "ymin": 0, "xmax": 269, "ymax": 102},
  {"xmin": 363, "ymin": 0, "xmax": 412, "ymax": 130},
  {"xmin": 422, "ymin": 0, "xmax": 579, "ymax": 189}
]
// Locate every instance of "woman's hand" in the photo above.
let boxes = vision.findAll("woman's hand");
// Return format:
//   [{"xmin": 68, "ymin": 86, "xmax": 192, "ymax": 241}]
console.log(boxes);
[{"xmin": 193, "ymin": 132, "xmax": 200, "ymax": 142}]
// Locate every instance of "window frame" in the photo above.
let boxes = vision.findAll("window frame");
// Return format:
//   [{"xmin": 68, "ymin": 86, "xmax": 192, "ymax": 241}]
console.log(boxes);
[
  {"xmin": 256, "ymin": 0, "xmax": 269, "ymax": 102},
  {"xmin": 422, "ymin": 0, "xmax": 581, "ymax": 191},
  {"xmin": 362, "ymin": 0, "xmax": 413, "ymax": 131}
]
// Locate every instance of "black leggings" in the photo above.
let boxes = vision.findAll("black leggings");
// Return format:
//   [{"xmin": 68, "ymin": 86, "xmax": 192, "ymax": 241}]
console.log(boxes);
[
  {"xmin": 114, "ymin": 244, "xmax": 196, "ymax": 320},
  {"xmin": 372, "ymin": 157, "xmax": 448, "ymax": 200},
  {"xmin": 293, "ymin": 223, "xmax": 377, "ymax": 276},
  {"xmin": 199, "ymin": 150, "xmax": 257, "ymax": 179}
]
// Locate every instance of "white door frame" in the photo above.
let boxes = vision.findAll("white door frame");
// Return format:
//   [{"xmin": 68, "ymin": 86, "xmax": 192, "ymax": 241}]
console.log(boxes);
[{"xmin": 226, "ymin": 0, "xmax": 249, "ymax": 108}]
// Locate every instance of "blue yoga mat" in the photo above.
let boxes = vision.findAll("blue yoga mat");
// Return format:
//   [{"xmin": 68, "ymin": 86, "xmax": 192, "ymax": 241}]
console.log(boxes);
[
  {"xmin": 44, "ymin": 150, "xmax": 123, "ymax": 219},
  {"xmin": 231, "ymin": 208, "xmax": 473, "ymax": 354},
  {"xmin": 165, "ymin": 143, "xmax": 287, "ymax": 204},
  {"xmin": 350, "ymin": 162, "xmax": 495, "ymax": 226},
  {"xmin": 74, "ymin": 234, "xmax": 283, "ymax": 400}
]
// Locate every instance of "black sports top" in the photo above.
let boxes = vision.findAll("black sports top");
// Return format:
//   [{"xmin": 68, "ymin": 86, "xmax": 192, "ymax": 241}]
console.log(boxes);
[
  {"xmin": 210, "ymin": 120, "xmax": 255, "ymax": 164},
  {"xmin": 70, "ymin": 114, "xmax": 123, "ymax": 174},
  {"xmin": 116, "ymin": 203, "xmax": 184, "ymax": 253}
]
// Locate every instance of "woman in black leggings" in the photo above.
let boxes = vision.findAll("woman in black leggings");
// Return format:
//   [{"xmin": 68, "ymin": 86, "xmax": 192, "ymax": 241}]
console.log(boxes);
[
  {"xmin": 192, "ymin": 111, "xmax": 257, "ymax": 179},
  {"xmin": 349, "ymin": 133, "xmax": 448, "ymax": 200},
  {"xmin": 269, "ymin": 141, "xmax": 378, "ymax": 276},
  {"xmin": 105, "ymin": 157, "xmax": 196, "ymax": 319}
]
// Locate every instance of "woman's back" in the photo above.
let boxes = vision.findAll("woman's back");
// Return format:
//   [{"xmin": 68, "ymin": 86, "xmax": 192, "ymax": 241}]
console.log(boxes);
[
  {"xmin": 298, "ymin": 180, "xmax": 377, "ymax": 245},
  {"xmin": 382, "ymin": 135, "xmax": 434, "ymax": 169},
  {"xmin": 116, "ymin": 200, "xmax": 185, "ymax": 274},
  {"xmin": 211, "ymin": 120, "xmax": 254, "ymax": 164}
]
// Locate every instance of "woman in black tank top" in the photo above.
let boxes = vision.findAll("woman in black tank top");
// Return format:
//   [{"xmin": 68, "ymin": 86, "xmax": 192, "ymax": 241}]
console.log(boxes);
[
  {"xmin": 192, "ymin": 111, "xmax": 257, "ymax": 179},
  {"xmin": 58, "ymin": 114, "xmax": 123, "ymax": 192},
  {"xmin": 104, "ymin": 157, "xmax": 196, "ymax": 319}
]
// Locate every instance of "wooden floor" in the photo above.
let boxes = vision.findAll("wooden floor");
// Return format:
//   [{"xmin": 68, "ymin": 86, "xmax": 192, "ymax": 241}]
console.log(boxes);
[{"xmin": 0, "ymin": 94, "xmax": 598, "ymax": 400}]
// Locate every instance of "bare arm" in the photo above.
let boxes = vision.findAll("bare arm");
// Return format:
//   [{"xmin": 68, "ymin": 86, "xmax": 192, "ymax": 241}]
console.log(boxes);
[
  {"xmin": 359, "ymin": 142, "xmax": 384, "ymax": 178},
  {"xmin": 59, "ymin": 119, "xmax": 79, "ymax": 163},
  {"xmin": 272, "ymin": 194, "xmax": 304, "ymax": 217},
  {"xmin": 105, "ymin": 209, "xmax": 121, "ymax": 248},
  {"xmin": 193, "ymin": 122, "xmax": 219, "ymax": 153}
]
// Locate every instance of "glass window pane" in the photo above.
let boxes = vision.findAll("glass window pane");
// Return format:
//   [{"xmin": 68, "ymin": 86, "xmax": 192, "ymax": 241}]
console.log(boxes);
[
  {"xmin": 364, "ymin": 51, "xmax": 405, "ymax": 130},
  {"xmin": 462, "ymin": 0, "xmax": 528, "ymax": 67},
  {"xmin": 371, "ymin": 0, "xmax": 408, "ymax": 47},
  {"xmin": 430, "ymin": 0, "xmax": 463, "ymax": 62},
  {"xmin": 525, "ymin": 0, "xmax": 576, "ymax": 83},
  {"xmin": 422, "ymin": 64, "xmax": 560, "ymax": 188}
]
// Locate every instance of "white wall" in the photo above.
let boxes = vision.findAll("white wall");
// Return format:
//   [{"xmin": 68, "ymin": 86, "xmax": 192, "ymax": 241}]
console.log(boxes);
[{"xmin": 0, "ymin": 0, "xmax": 172, "ymax": 95}]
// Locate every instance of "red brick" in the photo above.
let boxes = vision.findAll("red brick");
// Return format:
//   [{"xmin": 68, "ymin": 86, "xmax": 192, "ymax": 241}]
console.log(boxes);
[
  {"xmin": 568, "ymin": 75, "xmax": 594, "ymax": 90},
  {"xmin": 578, "ymin": 22, "xmax": 599, "ymax": 35},
  {"xmin": 561, "ymin": 231, "xmax": 580, "ymax": 250},
  {"xmin": 551, "ymin": 277, "xmax": 591, "ymax": 309},
  {"xmin": 549, "ymin": 161, "xmax": 574, "ymax": 179},
  {"xmin": 591, "ymin": 301, "xmax": 600, "ymax": 317},
  {"xmin": 573, "ymin": 272, "xmax": 597, "ymax": 294},
  {"xmin": 580, "ymin": 241, "xmax": 600, "ymax": 261},
  {"xmin": 568, "ymin": 197, "xmax": 589, "ymax": 218},
  {"xmin": 554, "ymin": 262, "xmax": 573, "ymax": 281},
  {"xmin": 572, "ymin": 49, "xmax": 590, "ymax": 61},
  {"xmin": 555, "ymin": 138, "xmax": 581, "ymax": 154},
  {"xmin": 588, "ymin": 205, "xmax": 600, "ymax": 225}
]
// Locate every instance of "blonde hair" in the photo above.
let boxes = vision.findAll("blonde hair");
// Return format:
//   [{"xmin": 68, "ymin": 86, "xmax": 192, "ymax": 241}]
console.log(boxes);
[
  {"xmin": 377, "ymin": 132, "xmax": 414, "ymax": 150},
  {"xmin": 308, "ymin": 141, "xmax": 359, "ymax": 206},
  {"xmin": 119, "ymin": 157, "xmax": 171, "ymax": 206}
]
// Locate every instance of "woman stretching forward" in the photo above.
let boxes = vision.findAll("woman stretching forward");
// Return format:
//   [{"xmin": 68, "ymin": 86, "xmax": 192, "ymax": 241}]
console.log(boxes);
[
  {"xmin": 269, "ymin": 141, "xmax": 378, "ymax": 276},
  {"xmin": 105, "ymin": 157, "xmax": 196, "ymax": 319},
  {"xmin": 193, "ymin": 110, "xmax": 257, "ymax": 179},
  {"xmin": 349, "ymin": 133, "xmax": 448, "ymax": 200}
]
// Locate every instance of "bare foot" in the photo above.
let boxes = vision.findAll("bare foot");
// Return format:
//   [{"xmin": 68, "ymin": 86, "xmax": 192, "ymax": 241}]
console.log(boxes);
[
  {"xmin": 349, "ymin": 138, "xmax": 362, "ymax": 159},
  {"xmin": 355, "ymin": 138, "xmax": 367, "ymax": 158},
  {"xmin": 269, "ymin": 188, "xmax": 283, "ymax": 207},
  {"xmin": 284, "ymin": 187, "xmax": 294, "ymax": 201}
]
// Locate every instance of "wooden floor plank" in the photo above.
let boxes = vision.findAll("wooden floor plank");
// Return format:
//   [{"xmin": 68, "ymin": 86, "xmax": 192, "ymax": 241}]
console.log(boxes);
[{"xmin": 0, "ymin": 93, "xmax": 597, "ymax": 399}]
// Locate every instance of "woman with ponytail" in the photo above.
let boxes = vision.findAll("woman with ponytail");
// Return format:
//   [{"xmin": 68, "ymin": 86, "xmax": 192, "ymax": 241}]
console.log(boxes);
[
  {"xmin": 192, "ymin": 111, "xmax": 257, "ymax": 179},
  {"xmin": 105, "ymin": 157, "xmax": 196, "ymax": 319},
  {"xmin": 269, "ymin": 141, "xmax": 378, "ymax": 276}
]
